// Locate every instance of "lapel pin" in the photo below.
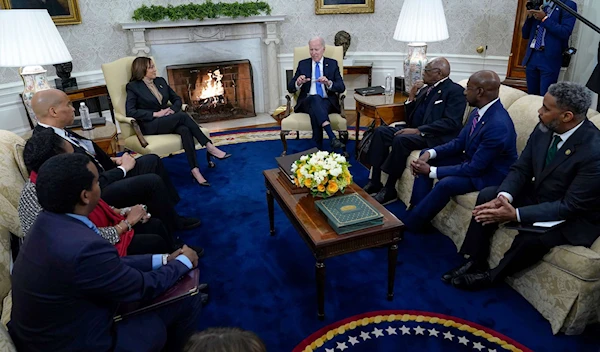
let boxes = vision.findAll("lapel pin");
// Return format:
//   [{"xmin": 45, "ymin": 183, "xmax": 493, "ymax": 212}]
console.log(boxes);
[
  {"xmin": 565, "ymin": 149, "xmax": 572, "ymax": 155},
  {"xmin": 481, "ymin": 121, "xmax": 485, "ymax": 125},
  {"xmin": 438, "ymin": 90, "xmax": 441, "ymax": 94}
]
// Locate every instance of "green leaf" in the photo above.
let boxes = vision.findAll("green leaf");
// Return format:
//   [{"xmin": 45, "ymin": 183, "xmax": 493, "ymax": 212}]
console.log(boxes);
[{"xmin": 132, "ymin": 1, "xmax": 272, "ymax": 22}]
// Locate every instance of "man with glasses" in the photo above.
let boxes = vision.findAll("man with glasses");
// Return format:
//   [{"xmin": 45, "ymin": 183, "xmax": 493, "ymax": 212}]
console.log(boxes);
[{"xmin": 364, "ymin": 57, "xmax": 467, "ymax": 205}]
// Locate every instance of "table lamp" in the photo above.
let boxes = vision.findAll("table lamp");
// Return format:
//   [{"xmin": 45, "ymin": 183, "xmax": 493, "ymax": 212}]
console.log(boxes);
[
  {"xmin": 0, "ymin": 10, "xmax": 72, "ymax": 124},
  {"xmin": 393, "ymin": 0, "xmax": 449, "ymax": 93}
]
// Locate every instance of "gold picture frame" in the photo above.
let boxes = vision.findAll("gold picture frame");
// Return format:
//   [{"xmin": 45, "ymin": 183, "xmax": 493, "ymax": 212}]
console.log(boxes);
[
  {"xmin": 1, "ymin": 0, "xmax": 81, "ymax": 25},
  {"xmin": 315, "ymin": 0, "xmax": 374, "ymax": 15}
]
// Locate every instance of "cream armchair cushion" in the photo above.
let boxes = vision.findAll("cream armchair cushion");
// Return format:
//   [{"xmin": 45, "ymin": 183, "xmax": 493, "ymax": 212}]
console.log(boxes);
[
  {"xmin": 280, "ymin": 45, "xmax": 348, "ymax": 155},
  {"xmin": 101, "ymin": 57, "xmax": 209, "ymax": 157}
]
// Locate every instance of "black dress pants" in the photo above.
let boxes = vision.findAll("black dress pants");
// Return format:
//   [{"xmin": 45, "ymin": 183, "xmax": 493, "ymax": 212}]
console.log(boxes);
[
  {"xmin": 101, "ymin": 154, "xmax": 182, "ymax": 232},
  {"xmin": 295, "ymin": 95, "xmax": 335, "ymax": 147},
  {"xmin": 459, "ymin": 186, "xmax": 569, "ymax": 282},
  {"xmin": 127, "ymin": 218, "xmax": 175, "ymax": 255},
  {"xmin": 151, "ymin": 112, "xmax": 212, "ymax": 169},
  {"xmin": 367, "ymin": 125, "xmax": 428, "ymax": 181}
]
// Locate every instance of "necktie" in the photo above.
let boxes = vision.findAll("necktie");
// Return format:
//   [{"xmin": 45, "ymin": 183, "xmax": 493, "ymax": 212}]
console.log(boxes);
[
  {"xmin": 315, "ymin": 62, "xmax": 324, "ymax": 97},
  {"xmin": 545, "ymin": 135, "xmax": 562, "ymax": 166},
  {"xmin": 425, "ymin": 86, "xmax": 433, "ymax": 96},
  {"xmin": 65, "ymin": 130, "xmax": 105, "ymax": 172},
  {"xmin": 469, "ymin": 111, "xmax": 480, "ymax": 136},
  {"xmin": 533, "ymin": 5, "xmax": 553, "ymax": 50}
]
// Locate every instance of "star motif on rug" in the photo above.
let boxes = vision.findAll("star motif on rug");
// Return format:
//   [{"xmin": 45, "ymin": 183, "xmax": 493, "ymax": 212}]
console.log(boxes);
[
  {"xmin": 458, "ymin": 336, "xmax": 470, "ymax": 345},
  {"xmin": 399, "ymin": 325, "xmax": 411, "ymax": 335},
  {"xmin": 473, "ymin": 342, "xmax": 485, "ymax": 351},
  {"xmin": 428, "ymin": 328, "xmax": 439, "ymax": 337},
  {"xmin": 359, "ymin": 331, "xmax": 371, "ymax": 341},
  {"xmin": 386, "ymin": 326, "xmax": 397, "ymax": 335},
  {"xmin": 414, "ymin": 326, "xmax": 425, "ymax": 335},
  {"xmin": 348, "ymin": 336, "xmax": 359, "ymax": 346},
  {"xmin": 443, "ymin": 331, "xmax": 454, "ymax": 340},
  {"xmin": 336, "ymin": 341, "xmax": 348, "ymax": 351},
  {"xmin": 372, "ymin": 327, "xmax": 384, "ymax": 338}
]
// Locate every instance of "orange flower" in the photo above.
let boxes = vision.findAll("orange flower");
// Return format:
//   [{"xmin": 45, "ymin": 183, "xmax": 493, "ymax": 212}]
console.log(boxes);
[
  {"xmin": 327, "ymin": 181, "xmax": 339, "ymax": 194},
  {"xmin": 295, "ymin": 177, "xmax": 300, "ymax": 187},
  {"xmin": 304, "ymin": 178, "xmax": 312, "ymax": 187},
  {"xmin": 317, "ymin": 184, "xmax": 325, "ymax": 192}
]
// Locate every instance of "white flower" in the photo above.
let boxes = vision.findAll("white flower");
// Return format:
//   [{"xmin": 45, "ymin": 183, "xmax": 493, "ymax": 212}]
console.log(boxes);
[
  {"xmin": 291, "ymin": 164, "xmax": 298, "ymax": 173},
  {"xmin": 300, "ymin": 155, "xmax": 309, "ymax": 161},
  {"xmin": 330, "ymin": 167, "xmax": 342, "ymax": 177}
]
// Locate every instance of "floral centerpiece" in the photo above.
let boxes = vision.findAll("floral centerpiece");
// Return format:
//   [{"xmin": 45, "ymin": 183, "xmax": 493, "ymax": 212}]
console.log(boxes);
[{"xmin": 291, "ymin": 151, "xmax": 352, "ymax": 198}]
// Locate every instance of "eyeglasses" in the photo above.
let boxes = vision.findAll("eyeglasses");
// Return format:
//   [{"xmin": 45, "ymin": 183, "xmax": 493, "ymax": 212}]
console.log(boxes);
[{"xmin": 423, "ymin": 67, "xmax": 441, "ymax": 73}]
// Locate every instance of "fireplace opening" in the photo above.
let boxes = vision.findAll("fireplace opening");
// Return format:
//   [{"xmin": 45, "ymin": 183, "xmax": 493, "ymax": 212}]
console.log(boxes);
[{"xmin": 166, "ymin": 60, "xmax": 256, "ymax": 123}]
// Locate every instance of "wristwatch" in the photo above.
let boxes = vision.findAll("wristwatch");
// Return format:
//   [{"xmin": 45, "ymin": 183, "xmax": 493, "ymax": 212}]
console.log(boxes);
[{"xmin": 162, "ymin": 254, "xmax": 169, "ymax": 266}]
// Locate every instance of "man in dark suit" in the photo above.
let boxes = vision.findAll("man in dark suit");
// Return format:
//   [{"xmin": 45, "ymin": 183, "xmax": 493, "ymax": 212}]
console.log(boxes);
[
  {"xmin": 522, "ymin": 0, "xmax": 577, "ymax": 96},
  {"xmin": 404, "ymin": 71, "xmax": 518, "ymax": 232},
  {"xmin": 364, "ymin": 57, "xmax": 467, "ymax": 205},
  {"xmin": 443, "ymin": 82, "xmax": 600, "ymax": 290},
  {"xmin": 9, "ymin": 153, "xmax": 201, "ymax": 352},
  {"xmin": 31, "ymin": 89, "xmax": 201, "ymax": 233},
  {"xmin": 287, "ymin": 36, "xmax": 346, "ymax": 150}
]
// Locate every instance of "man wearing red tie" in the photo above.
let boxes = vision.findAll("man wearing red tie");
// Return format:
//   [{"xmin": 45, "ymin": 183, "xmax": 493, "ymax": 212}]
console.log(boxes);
[{"xmin": 287, "ymin": 36, "xmax": 346, "ymax": 150}]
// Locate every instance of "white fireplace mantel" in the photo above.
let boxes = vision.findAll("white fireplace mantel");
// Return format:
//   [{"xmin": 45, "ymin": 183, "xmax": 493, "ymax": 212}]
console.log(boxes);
[{"xmin": 121, "ymin": 15, "xmax": 285, "ymax": 113}]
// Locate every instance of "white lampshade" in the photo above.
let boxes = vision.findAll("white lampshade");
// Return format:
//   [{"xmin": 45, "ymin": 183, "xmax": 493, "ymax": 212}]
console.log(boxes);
[
  {"xmin": 393, "ymin": 0, "xmax": 449, "ymax": 43},
  {"xmin": 0, "ymin": 10, "xmax": 72, "ymax": 67}
]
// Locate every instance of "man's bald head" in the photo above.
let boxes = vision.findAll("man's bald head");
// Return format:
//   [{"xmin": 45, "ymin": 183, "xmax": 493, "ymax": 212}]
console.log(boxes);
[
  {"xmin": 464, "ymin": 70, "xmax": 501, "ymax": 108},
  {"xmin": 31, "ymin": 89, "xmax": 75, "ymax": 127},
  {"xmin": 428, "ymin": 57, "xmax": 450, "ymax": 78}
]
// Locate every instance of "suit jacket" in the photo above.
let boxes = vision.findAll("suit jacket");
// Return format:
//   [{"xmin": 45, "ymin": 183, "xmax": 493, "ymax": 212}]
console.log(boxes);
[
  {"xmin": 33, "ymin": 125, "xmax": 125, "ymax": 188},
  {"xmin": 126, "ymin": 77, "xmax": 183, "ymax": 135},
  {"xmin": 433, "ymin": 100, "xmax": 518, "ymax": 190},
  {"xmin": 405, "ymin": 78, "xmax": 467, "ymax": 148},
  {"xmin": 521, "ymin": 0, "xmax": 577, "ymax": 70},
  {"xmin": 9, "ymin": 211, "xmax": 190, "ymax": 352},
  {"xmin": 287, "ymin": 57, "xmax": 345, "ymax": 113},
  {"xmin": 498, "ymin": 119, "xmax": 600, "ymax": 247}
]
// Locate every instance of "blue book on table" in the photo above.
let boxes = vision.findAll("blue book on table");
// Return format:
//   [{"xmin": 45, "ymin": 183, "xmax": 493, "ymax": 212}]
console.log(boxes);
[{"xmin": 315, "ymin": 193, "xmax": 384, "ymax": 234}]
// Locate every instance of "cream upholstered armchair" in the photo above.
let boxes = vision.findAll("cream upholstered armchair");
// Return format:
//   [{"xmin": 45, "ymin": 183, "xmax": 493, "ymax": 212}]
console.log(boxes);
[
  {"xmin": 101, "ymin": 57, "xmax": 214, "ymax": 165},
  {"xmin": 280, "ymin": 45, "xmax": 348, "ymax": 156}
]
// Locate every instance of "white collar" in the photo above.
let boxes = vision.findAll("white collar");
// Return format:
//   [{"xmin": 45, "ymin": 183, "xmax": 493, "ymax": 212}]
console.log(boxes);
[
  {"xmin": 554, "ymin": 119, "xmax": 585, "ymax": 142},
  {"xmin": 476, "ymin": 98, "xmax": 500, "ymax": 118},
  {"xmin": 430, "ymin": 76, "xmax": 449, "ymax": 89},
  {"xmin": 312, "ymin": 58, "xmax": 324, "ymax": 66},
  {"xmin": 37, "ymin": 122, "xmax": 67, "ymax": 138}
]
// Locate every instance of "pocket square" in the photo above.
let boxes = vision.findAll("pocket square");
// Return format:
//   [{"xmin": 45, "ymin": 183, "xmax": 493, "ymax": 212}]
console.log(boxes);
[{"xmin": 434, "ymin": 100, "xmax": 443, "ymax": 105}]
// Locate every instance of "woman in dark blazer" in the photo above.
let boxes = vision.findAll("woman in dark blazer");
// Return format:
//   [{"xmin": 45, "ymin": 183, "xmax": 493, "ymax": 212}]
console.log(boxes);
[{"xmin": 126, "ymin": 57, "xmax": 231, "ymax": 186}]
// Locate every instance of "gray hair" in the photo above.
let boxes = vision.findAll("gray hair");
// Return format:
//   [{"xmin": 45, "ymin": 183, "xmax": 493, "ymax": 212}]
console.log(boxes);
[
  {"xmin": 309, "ymin": 36, "xmax": 325, "ymax": 48},
  {"xmin": 548, "ymin": 82, "xmax": 592, "ymax": 119}
]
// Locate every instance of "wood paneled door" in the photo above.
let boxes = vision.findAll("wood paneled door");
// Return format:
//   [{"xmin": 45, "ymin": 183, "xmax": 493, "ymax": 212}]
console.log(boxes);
[{"xmin": 504, "ymin": 0, "xmax": 531, "ymax": 92}]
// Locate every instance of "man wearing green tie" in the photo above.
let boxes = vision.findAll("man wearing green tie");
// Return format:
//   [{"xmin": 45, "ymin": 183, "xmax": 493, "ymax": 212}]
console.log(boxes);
[{"xmin": 441, "ymin": 82, "xmax": 600, "ymax": 291}]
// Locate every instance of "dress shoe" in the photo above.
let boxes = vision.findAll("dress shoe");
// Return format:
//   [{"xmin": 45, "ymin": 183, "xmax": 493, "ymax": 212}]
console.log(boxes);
[
  {"xmin": 200, "ymin": 292, "xmax": 209, "ymax": 305},
  {"xmin": 363, "ymin": 181, "xmax": 383, "ymax": 195},
  {"xmin": 191, "ymin": 172, "xmax": 210, "ymax": 187},
  {"xmin": 330, "ymin": 138, "xmax": 345, "ymax": 149},
  {"xmin": 373, "ymin": 188, "xmax": 398, "ymax": 205},
  {"xmin": 208, "ymin": 151, "xmax": 232, "ymax": 160},
  {"xmin": 451, "ymin": 271, "xmax": 493, "ymax": 291},
  {"xmin": 198, "ymin": 283, "xmax": 209, "ymax": 292},
  {"xmin": 441, "ymin": 260, "xmax": 486, "ymax": 284},
  {"xmin": 176, "ymin": 216, "xmax": 202, "ymax": 231}
]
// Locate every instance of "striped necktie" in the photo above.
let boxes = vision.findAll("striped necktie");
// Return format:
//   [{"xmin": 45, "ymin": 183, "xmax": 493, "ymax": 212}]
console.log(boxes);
[
  {"xmin": 65, "ymin": 130, "xmax": 105, "ymax": 172},
  {"xmin": 469, "ymin": 110, "xmax": 480, "ymax": 136}
]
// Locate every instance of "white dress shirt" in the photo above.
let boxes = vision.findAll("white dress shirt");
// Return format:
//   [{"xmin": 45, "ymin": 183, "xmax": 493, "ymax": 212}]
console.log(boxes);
[
  {"xmin": 295, "ymin": 58, "xmax": 334, "ymax": 95},
  {"xmin": 426, "ymin": 98, "xmax": 500, "ymax": 179},
  {"xmin": 37, "ymin": 122, "xmax": 127, "ymax": 177},
  {"xmin": 498, "ymin": 119, "xmax": 586, "ymax": 222}
]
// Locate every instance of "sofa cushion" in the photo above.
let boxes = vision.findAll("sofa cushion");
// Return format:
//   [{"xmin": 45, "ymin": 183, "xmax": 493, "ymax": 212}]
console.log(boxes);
[
  {"xmin": 0, "ymin": 324, "xmax": 16, "ymax": 352},
  {"xmin": 543, "ymin": 245, "xmax": 600, "ymax": 281},
  {"xmin": 453, "ymin": 192, "xmax": 478, "ymax": 210},
  {"xmin": 506, "ymin": 95, "xmax": 544, "ymax": 154}
]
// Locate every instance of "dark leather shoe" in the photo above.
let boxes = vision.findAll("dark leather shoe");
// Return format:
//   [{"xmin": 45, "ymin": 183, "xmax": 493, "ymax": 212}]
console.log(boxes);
[
  {"xmin": 330, "ymin": 138, "xmax": 345, "ymax": 149},
  {"xmin": 176, "ymin": 217, "xmax": 202, "ymax": 231},
  {"xmin": 451, "ymin": 271, "xmax": 492, "ymax": 291},
  {"xmin": 441, "ymin": 260, "xmax": 485, "ymax": 284},
  {"xmin": 363, "ymin": 181, "xmax": 383, "ymax": 195},
  {"xmin": 200, "ymin": 292, "xmax": 209, "ymax": 305},
  {"xmin": 373, "ymin": 188, "xmax": 397, "ymax": 205},
  {"xmin": 198, "ymin": 283, "xmax": 209, "ymax": 292}
]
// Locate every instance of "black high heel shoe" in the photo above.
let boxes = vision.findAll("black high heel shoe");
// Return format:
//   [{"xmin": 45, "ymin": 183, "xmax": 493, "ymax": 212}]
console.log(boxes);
[
  {"xmin": 207, "ymin": 151, "xmax": 232, "ymax": 160},
  {"xmin": 191, "ymin": 172, "xmax": 210, "ymax": 187}
]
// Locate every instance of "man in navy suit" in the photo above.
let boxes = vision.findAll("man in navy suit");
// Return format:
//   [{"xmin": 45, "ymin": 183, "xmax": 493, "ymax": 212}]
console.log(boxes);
[
  {"xmin": 364, "ymin": 57, "xmax": 467, "ymax": 205},
  {"xmin": 404, "ymin": 71, "xmax": 518, "ymax": 232},
  {"xmin": 9, "ymin": 153, "xmax": 201, "ymax": 352},
  {"xmin": 287, "ymin": 36, "xmax": 346, "ymax": 150},
  {"xmin": 442, "ymin": 82, "xmax": 600, "ymax": 291},
  {"xmin": 522, "ymin": 0, "xmax": 577, "ymax": 96}
]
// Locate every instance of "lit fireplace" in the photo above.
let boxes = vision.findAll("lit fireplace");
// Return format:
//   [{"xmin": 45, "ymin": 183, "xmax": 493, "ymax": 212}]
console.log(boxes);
[{"xmin": 167, "ymin": 60, "xmax": 256, "ymax": 123}]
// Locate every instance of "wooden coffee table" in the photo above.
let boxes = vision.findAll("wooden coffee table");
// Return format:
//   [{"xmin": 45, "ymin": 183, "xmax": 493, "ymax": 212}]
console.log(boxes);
[{"xmin": 263, "ymin": 169, "xmax": 404, "ymax": 320}]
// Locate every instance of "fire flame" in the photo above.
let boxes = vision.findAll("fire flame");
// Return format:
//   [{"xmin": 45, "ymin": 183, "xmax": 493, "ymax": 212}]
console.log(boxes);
[{"xmin": 193, "ymin": 70, "xmax": 224, "ymax": 100}]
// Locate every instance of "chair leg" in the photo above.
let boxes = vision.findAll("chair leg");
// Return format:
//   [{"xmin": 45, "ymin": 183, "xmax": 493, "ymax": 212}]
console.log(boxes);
[
  {"xmin": 296, "ymin": 131, "xmax": 300, "ymax": 140},
  {"xmin": 280, "ymin": 130, "xmax": 290, "ymax": 156},
  {"xmin": 206, "ymin": 151, "xmax": 215, "ymax": 168},
  {"xmin": 339, "ymin": 131, "xmax": 349, "ymax": 158}
]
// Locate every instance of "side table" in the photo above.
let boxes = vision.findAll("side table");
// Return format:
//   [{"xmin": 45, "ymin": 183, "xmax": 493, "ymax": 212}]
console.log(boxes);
[
  {"xmin": 73, "ymin": 121, "xmax": 119, "ymax": 156},
  {"xmin": 354, "ymin": 92, "xmax": 408, "ymax": 155}
]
